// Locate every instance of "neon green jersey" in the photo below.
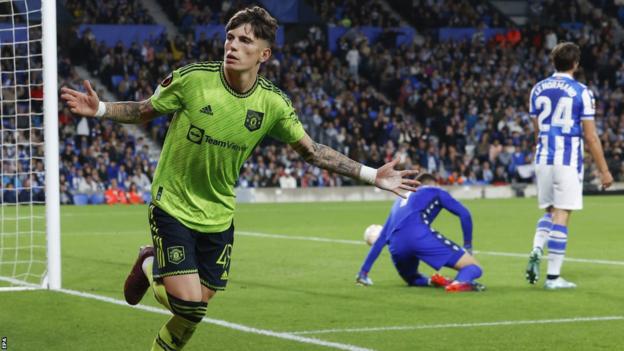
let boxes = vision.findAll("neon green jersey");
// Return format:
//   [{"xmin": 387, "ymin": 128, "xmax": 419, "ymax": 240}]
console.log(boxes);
[{"xmin": 149, "ymin": 61, "xmax": 305, "ymax": 233}]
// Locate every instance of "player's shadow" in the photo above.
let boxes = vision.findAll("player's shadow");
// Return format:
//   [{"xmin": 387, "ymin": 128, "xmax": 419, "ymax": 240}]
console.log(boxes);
[
  {"xmin": 235, "ymin": 279, "xmax": 365, "ymax": 301},
  {"xmin": 234, "ymin": 279, "xmax": 443, "ymax": 312}
]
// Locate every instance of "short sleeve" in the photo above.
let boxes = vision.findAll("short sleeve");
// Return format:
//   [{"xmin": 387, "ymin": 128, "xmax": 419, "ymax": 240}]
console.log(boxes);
[
  {"xmin": 268, "ymin": 99, "xmax": 306, "ymax": 144},
  {"xmin": 149, "ymin": 70, "xmax": 183, "ymax": 114},
  {"xmin": 581, "ymin": 88, "xmax": 595, "ymax": 120},
  {"xmin": 529, "ymin": 85, "xmax": 537, "ymax": 119}
]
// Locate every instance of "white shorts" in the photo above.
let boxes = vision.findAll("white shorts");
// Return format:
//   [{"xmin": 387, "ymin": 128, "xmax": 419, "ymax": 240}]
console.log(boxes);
[{"xmin": 535, "ymin": 164, "xmax": 583, "ymax": 210}]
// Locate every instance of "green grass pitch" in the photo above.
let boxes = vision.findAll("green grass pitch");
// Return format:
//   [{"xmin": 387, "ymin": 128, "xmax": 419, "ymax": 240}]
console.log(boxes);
[{"xmin": 1, "ymin": 196, "xmax": 623, "ymax": 350}]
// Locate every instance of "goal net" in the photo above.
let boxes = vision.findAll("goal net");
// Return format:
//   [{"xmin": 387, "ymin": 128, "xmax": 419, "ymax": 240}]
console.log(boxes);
[{"xmin": 0, "ymin": 0, "xmax": 60, "ymax": 291}]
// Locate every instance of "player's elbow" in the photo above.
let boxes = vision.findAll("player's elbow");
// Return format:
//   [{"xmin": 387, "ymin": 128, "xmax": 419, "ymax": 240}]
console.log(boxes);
[
  {"xmin": 583, "ymin": 132, "xmax": 600, "ymax": 147},
  {"xmin": 457, "ymin": 208, "xmax": 471, "ymax": 221},
  {"xmin": 298, "ymin": 142, "xmax": 323, "ymax": 164},
  {"xmin": 299, "ymin": 147, "xmax": 316, "ymax": 164}
]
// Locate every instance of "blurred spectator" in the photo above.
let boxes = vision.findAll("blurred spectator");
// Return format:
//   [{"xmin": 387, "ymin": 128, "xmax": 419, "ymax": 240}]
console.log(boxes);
[
  {"xmin": 127, "ymin": 183, "xmax": 145, "ymax": 204},
  {"xmin": 105, "ymin": 178, "xmax": 128, "ymax": 205},
  {"xmin": 279, "ymin": 169, "xmax": 298, "ymax": 189}
]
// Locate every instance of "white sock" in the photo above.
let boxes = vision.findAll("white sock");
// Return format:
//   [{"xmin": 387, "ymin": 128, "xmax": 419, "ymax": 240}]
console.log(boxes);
[
  {"xmin": 142, "ymin": 256, "xmax": 154, "ymax": 276},
  {"xmin": 533, "ymin": 214, "xmax": 552, "ymax": 251},
  {"xmin": 547, "ymin": 254, "xmax": 564, "ymax": 278},
  {"xmin": 533, "ymin": 230, "xmax": 549, "ymax": 252},
  {"xmin": 546, "ymin": 224, "xmax": 568, "ymax": 277}
]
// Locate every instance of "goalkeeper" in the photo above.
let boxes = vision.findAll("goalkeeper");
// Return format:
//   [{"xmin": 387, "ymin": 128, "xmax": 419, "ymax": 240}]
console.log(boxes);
[
  {"xmin": 61, "ymin": 6, "xmax": 418, "ymax": 351},
  {"xmin": 356, "ymin": 173, "xmax": 485, "ymax": 292}
]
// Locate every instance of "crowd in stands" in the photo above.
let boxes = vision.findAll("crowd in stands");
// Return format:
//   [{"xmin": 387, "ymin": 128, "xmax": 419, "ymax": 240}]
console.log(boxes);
[
  {"xmin": 157, "ymin": 0, "xmax": 253, "ymax": 33},
  {"xmin": 1, "ymin": 26, "xmax": 45, "ymax": 204},
  {"xmin": 321, "ymin": 0, "xmax": 624, "ymax": 188},
  {"xmin": 62, "ymin": 0, "xmax": 154, "ymax": 24},
  {"xmin": 310, "ymin": 0, "xmax": 400, "ymax": 28},
  {"xmin": 4, "ymin": 1, "xmax": 624, "ymax": 204},
  {"xmin": 588, "ymin": 0, "xmax": 624, "ymax": 26},
  {"xmin": 54, "ymin": 59, "xmax": 157, "ymax": 205},
  {"xmin": 388, "ymin": 0, "xmax": 510, "ymax": 31},
  {"xmin": 61, "ymin": 0, "xmax": 624, "ymax": 191}
]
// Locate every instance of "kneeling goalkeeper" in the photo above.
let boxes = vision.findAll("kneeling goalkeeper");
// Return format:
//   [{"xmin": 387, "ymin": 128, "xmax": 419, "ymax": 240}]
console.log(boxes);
[{"xmin": 356, "ymin": 173, "xmax": 485, "ymax": 292}]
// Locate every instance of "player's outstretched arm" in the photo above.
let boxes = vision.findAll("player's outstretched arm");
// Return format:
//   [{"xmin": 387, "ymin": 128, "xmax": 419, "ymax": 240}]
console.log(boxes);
[
  {"xmin": 582, "ymin": 119, "xmax": 614, "ymax": 189},
  {"xmin": 290, "ymin": 134, "xmax": 419, "ymax": 197},
  {"xmin": 60, "ymin": 80, "xmax": 159, "ymax": 124}
]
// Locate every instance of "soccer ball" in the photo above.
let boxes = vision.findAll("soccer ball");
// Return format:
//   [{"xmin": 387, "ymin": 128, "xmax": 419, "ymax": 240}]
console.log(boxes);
[{"xmin": 363, "ymin": 224, "xmax": 383, "ymax": 246}]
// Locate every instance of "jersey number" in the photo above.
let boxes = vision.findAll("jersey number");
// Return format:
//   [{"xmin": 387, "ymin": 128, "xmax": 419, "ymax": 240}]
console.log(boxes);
[{"xmin": 535, "ymin": 96, "xmax": 574, "ymax": 134}]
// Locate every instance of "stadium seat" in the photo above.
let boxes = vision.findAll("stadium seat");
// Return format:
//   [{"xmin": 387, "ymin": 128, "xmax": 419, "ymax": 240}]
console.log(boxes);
[
  {"xmin": 111, "ymin": 75, "xmax": 124, "ymax": 88},
  {"xmin": 72, "ymin": 194, "xmax": 89, "ymax": 206},
  {"xmin": 90, "ymin": 193, "xmax": 106, "ymax": 205}
]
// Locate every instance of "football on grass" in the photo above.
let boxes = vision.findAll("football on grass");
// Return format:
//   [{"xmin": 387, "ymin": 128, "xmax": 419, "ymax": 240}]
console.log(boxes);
[{"xmin": 363, "ymin": 224, "xmax": 382, "ymax": 246}]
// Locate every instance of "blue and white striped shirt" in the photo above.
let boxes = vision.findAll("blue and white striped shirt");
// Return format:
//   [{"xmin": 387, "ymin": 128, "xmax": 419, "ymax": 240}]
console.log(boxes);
[{"xmin": 529, "ymin": 72, "xmax": 595, "ymax": 172}]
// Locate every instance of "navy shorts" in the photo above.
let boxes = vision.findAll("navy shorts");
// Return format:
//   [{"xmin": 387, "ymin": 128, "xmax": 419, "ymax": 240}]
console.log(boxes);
[
  {"xmin": 388, "ymin": 224, "xmax": 465, "ymax": 273},
  {"xmin": 148, "ymin": 203, "xmax": 234, "ymax": 291}
]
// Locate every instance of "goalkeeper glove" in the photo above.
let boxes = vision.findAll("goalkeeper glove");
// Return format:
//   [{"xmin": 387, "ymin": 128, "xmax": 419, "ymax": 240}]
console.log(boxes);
[{"xmin": 355, "ymin": 271, "xmax": 373, "ymax": 286}]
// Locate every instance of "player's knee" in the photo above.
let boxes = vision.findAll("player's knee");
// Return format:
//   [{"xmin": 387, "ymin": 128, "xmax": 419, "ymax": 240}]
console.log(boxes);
[
  {"xmin": 468, "ymin": 254, "xmax": 480, "ymax": 267},
  {"xmin": 454, "ymin": 252, "xmax": 479, "ymax": 269},
  {"xmin": 471, "ymin": 264, "xmax": 483, "ymax": 279},
  {"xmin": 167, "ymin": 292, "xmax": 208, "ymax": 323},
  {"xmin": 202, "ymin": 286, "xmax": 217, "ymax": 303}
]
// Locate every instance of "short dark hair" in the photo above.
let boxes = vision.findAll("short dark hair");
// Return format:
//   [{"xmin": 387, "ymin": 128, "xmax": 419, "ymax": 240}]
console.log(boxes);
[
  {"xmin": 550, "ymin": 42, "xmax": 580, "ymax": 72},
  {"xmin": 225, "ymin": 6, "xmax": 278, "ymax": 45},
  {"xmin": 416, "ymin": 172, "xmax": 436, "ymax": 184}
]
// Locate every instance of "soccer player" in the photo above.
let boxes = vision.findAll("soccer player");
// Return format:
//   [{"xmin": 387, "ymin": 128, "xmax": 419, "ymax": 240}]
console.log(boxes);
[
  {"xmin": 525, "ymin": 42, "xmax": 613, "ymax": 289},
  {"xmin": 356, "ymin": 173, "xmax": 485, "ymax": 292},
  {"xmin": 60, "ymin": 7, "xmax": 419, "ymax": 350}
]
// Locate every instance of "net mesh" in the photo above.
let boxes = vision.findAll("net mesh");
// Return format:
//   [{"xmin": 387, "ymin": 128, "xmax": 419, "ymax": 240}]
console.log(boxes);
[{"xmin": 0, "ymin": 0, "xmax": 47, "ymax": 288}]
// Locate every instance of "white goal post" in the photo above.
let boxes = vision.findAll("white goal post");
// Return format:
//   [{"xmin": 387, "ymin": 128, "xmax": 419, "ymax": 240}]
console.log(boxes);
[{"xmin": 0, "ymin": 0, "xmax": 60, "ymax": 291}]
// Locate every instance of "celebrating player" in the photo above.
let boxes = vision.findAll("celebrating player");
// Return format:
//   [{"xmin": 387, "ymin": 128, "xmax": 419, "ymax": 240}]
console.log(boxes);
[
  {"xmin": 61, "ymin": 6, "xmax": 418, "ymax": 350},
  {"xmin": 356, "ymin": 173, "xmax": 485, "ymax": 292},
  {"xmin": 525, "ymin": 42, "xmax": 613, "ymax": 289}
]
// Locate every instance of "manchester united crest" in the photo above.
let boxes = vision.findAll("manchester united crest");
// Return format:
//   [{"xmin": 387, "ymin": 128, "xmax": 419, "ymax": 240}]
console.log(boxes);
[
  {"xmin": 167, "ymin": 246, "xmax": 185, "ymax": 264},
  {"xmin": 244, "ymin": 110, "xmax": 264, "ymax": 132}
]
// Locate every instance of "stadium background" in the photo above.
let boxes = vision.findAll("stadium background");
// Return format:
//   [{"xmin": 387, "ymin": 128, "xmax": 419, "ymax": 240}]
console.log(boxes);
[
  {"xmin": 2, "ymin": 0, "xmax": 624, "ymax": 204},
  {"xmin": 1, "ymin": 1, "xmax": 624, "ymax": 350}
]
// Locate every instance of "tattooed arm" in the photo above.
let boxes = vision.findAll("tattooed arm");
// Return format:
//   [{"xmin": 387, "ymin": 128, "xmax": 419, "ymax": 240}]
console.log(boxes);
[
  {"xmin": 290, "ymin": 133, "xmax": 419, "ymax": 197},
  {"xmin": 290, "ymin": 133, "xmax": 361, "ymax": 178},
  {"xmin": 102, "ymin": 100, "xmax": 159, "ymax": 124},
  {"xmin": 60, "ymin": 80, "xmax": 160, "ymax": 124}
]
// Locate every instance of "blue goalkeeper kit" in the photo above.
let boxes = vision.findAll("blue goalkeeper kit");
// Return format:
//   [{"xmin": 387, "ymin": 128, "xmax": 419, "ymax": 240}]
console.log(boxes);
[{"xmin": 360, "ymin": 186, "xmax": 473, "ymax": 277}]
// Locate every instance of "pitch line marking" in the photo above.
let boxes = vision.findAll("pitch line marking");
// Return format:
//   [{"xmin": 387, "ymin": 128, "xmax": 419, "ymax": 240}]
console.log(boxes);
[
  {"xmin": 60, "ymin": 229, "xmax": 624, "ymax": 266},
  {"xmin": 236, "ymin": 231, "xmax": 624, "ymax": 266},
  {"xmin": 289, "ymin": 316, "xmax": 624, "ymax": 335},
  {"xmin": 56, "ymin": 288, "xmax": 375, "ymax": 351}
]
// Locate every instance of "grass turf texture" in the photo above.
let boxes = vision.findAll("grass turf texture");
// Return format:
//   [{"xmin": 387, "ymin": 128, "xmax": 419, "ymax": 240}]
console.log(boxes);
[{"xmin": 1, "ymin": 196, "xmax": 623, "ymax": 350}]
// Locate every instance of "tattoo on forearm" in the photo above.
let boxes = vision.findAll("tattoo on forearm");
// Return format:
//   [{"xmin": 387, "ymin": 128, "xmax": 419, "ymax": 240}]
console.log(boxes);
[
  {"xmin": 303, "ymin": 142, "xmax": 361, "ymax": 178},
  {"xmin": 103, "ymin": 100, "xmax": 154, "ymax": 124}
]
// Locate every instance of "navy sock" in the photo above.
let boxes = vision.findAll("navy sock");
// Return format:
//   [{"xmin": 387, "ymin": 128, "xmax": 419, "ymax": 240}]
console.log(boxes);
[
  {"xmin": 409, "ymin": 274, "xmax": 430, "ymax": 287},
  {"xmin": 455, "ymin": 264, "xmax": 482, "ymax": 283}
]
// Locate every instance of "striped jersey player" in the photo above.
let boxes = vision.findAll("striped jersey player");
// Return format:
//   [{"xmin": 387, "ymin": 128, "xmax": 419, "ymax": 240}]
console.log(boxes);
[{"xmin": 526, "ymin": 42, "xmax": 613, "ymax": 289}]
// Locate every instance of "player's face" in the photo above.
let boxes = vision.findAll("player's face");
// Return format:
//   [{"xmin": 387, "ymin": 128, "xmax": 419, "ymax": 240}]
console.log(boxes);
[{"xmin": 224, "ymin": 24, "xmax": 271, "ymax": 72}]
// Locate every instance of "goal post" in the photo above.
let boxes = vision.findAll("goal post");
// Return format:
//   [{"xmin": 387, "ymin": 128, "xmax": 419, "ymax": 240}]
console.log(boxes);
[
  {"xmin": 43, "ymin": 0, "xmax": 60, "ymax": 290},
  {"xmin": 0, "ymin": 0, "xmax": 60, "ymax": 291}
]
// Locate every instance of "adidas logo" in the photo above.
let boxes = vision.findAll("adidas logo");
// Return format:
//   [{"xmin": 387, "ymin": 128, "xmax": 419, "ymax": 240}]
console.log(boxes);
[
  {"xmin": 220, "ymin": 271, "xmax": 228, "ymax": 280},
  {"xmin": 200, "ymin": 105, "xmax": 213, "ymax": 115}
]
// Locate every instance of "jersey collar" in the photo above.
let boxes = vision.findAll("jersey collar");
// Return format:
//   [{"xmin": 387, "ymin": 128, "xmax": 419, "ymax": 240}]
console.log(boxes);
[
  {"xmin": 220, "ymin": 62, "xmax": 259, "ymax": 98},
  {"xmin": 552, "ymin": 72, "xmax": 574, "ymax": 79}
]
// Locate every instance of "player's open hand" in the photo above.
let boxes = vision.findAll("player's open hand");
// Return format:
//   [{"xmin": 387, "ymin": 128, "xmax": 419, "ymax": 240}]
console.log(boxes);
[
  {"xmin": 600, "ymin": 170, "xmax": 614, "ymax": 190},
  {"xmin": 375, "ymin": 158, "xmax": 419, "ymax": 198},
  {"xmin": 60, "ymin": 80, "xmax": 100, "ymax": 117}
]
